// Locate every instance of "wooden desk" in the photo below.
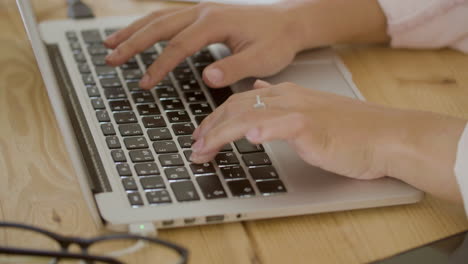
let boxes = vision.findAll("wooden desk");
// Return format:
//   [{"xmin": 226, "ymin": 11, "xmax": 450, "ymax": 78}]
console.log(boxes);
[{"xmin": 1, "ymin": 0, "xmax": 468, "ymax": 263}]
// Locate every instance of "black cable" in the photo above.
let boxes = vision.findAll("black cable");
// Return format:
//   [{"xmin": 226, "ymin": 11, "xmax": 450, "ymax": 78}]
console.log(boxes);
[{"xmin": 67, "ymin": 0, "xmax": 94, "ymax": 19}]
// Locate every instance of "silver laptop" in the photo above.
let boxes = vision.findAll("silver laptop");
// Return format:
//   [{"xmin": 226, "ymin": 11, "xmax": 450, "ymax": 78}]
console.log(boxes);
[{"xmin": 17, "ymin": 0, "xmax": 422, "ymax": 231}]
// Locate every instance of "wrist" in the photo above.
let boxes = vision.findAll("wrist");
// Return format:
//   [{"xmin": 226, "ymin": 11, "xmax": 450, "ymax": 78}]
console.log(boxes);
[
  {"xmin": 382, "ymin": 110, "xmax": 466, "ymax": 201},
  {"xmin": 280, "ymin": 0, "xmax": 390, "ymax": 51}
]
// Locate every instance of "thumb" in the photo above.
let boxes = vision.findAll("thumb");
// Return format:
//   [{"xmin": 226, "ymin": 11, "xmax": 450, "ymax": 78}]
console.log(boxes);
[{"xmin": 202, "ymin": 47, "xmax": 260, "ymax": 88}]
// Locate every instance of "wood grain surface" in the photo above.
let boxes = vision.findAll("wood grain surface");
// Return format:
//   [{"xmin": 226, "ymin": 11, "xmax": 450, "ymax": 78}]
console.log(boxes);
[{"xmin": 0, "ymin": 0, "xmax": 467, "ymax": 263}]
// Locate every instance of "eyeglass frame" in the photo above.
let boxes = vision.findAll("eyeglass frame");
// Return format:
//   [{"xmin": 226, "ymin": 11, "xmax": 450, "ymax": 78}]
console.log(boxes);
[{"xmin": 0, "ymin": 221, "xmax": 188, "ymax": 264}]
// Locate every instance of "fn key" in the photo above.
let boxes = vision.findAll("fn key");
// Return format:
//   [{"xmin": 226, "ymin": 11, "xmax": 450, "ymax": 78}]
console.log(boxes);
[{"xmin": 257, "ymin": 180, "xmax": 287, "ymax": 195}]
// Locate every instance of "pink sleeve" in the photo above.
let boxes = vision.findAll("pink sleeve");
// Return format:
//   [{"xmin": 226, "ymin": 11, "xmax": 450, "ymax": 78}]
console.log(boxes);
[{"xmin": 377, "ymin": 0, "xmax": 468, "ymax": 53}]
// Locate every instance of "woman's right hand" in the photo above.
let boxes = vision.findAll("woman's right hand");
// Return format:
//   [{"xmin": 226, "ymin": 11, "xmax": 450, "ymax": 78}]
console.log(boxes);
[{"xmin": 104, "ymin": 2, "xmax": 306, "ymax": 89}]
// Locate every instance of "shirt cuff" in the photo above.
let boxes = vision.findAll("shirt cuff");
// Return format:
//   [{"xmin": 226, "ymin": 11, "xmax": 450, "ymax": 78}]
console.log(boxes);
[{"xmin": 454, "ymin": 122, "xmax": 468, "ymax": 215}]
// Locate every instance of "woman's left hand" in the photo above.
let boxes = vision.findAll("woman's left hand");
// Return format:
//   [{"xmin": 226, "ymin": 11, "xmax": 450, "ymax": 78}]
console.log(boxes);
[{"xmin": 190, "ymin": 80, "xmax": 466, "ymax": 201}]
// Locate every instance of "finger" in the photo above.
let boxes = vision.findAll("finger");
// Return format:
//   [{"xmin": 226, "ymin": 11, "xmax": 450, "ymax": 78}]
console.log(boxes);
[
  {"xmin": 192, "ymin": 86, "xmax": 281, "ymax": 140},
  {"xmin": 104, "ymin": 7, "xmax": 184, "ymax": 48},
  {"xmin": 139, "ymin": 20, "xmax": 223, "ymax": 89},
  {"xmin": 253, "ymin": 79, "xmax": 272, "ymax": 89},
  {"xmin": 202, "ymin": 46, "xmax": 263, "ymax": 88},
  {"xmin": 106, "ymin": 8, "xmax": 198, "ymax": 67},
  {"xmin": 190, "ymin": 109, "xmax": 292, "ymax": 163}
]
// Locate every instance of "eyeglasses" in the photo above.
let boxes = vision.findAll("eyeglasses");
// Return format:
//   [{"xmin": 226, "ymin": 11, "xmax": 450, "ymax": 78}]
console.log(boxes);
[{"xmin": 0, "ymin": 221, "xmax": 188, "ymax": 264}]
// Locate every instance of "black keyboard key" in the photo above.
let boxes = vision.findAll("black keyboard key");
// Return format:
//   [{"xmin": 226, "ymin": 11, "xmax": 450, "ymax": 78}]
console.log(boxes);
[
  {"xmin": 91, "ymin": 55, "xmax": 107, "ymax": 66},
  {"xmin": 116, "ymin": 163, "xmax": 132, "ymax": 176},
  {"xmin": 147, "ymin": 128, "xmax": 172, "ymax": 141},
  {"xmin": 249, "ymin": 166, "xmax": 279, "ymax": 181},
  {"xmin": 179, "ymin": 79, "xmax": 200, "ymax": 92},
  {"xmin": 183, "ymin": 150, "xmax": 192, "ymax": 161},
  {"xmin": 142, "ymin": 46, "xmax": 157, "ymax": 55},
  {"xmin": 215, "ymin": 152, "xmax": 239, "ymax": 166},
  {"xmin": 111, "ymin": 149, "xmax": 127, "ymax": 162},
  {"xmin": 172, "ymin": 123, "xmax": 194, "ymax": 136},
  {"xmin": 193, "ymin": 61, "xmax": 209, "ymax": 73},
  {"xmin": 100, "ymin": 77, "xmax": 122, "ymax": 88},
  {"xmin": 119, "ymin": 124, "xmax": 143, "ymax": 136},
  {"xmin": 82, "ymin": 74, "xmax": 95, "ymax": 85},
  {"xmin": 132, "ymin": 91, "xmax": 154, "ymax": 103},
  {"xmin": 135, "ymin": 162, "xmax": 160, "ymax": 176},
  {"xmin": 184, "ymin": 91, "xmax": 206, "ymax": 103},
  {"xmin": 207, "ymin": 86, "xmax": 233, "ymax": 107},
  {"xmin": 194, "ymin": 115, "xmax": 208, "ymax": 125},
  {"xmin": 104, "ymin": 88, "xmax": 127, "ymax": 100},
  {"xmin": 141, "ymin": 53, "xmax": 158, "ymax": 66},
  {"xmin": 220, "ymin": 165, "xmax": 246, "ymax": 180},
  {"xmin": 171, "ymin": 181, "xmax": 200, "ymax": 202},
  {"xmin": 114, "ymin": 111, "xmax": 137, "ymax": 124},
  {"xmin": 101, "ymin": 123, "xmax": 116, "ymax": 135},
  {"xmin": 189, "ymin": 162, "xmax": 215, "ymax": 175},
  {"xmin": 122, "ymin": 177, "xmax": 138, "ymax": 190},
  {"xmin": 96, "ymin": 110, "xmax": 110, "ymax": 122},
  {"xmin": 177, "ymin": 136, "xmax": 193, "ymax": 148},
  {"xmin": 95, "ymin": 66, "xmax": 117, "ymax": 77},
  {"xmin": 161, "ymin": 99, "xmax": 184, "ymax": 111},
  {"xmin": 109, "ymin": 100, "xmax": 131, "ymax": 111},
  {"xmin": 189, "ymin": 103, "xmax": 212, "ymax": 115},
  {"xmin": 127, "ymin": 192, "xmax": 144, "ymax": 206},
  {"xmin": 66, "ymin": 31, "xmax": 78, "ymax": 41},
  {"xmin": 129, "ymin": 149, "xmax": 154, "ymax": 162},
  {"xmin": 126, "ymin": 80, "xmax": 141, "ymax": 92},
  {"xmin": 197, "ymin": 176, "xmax": 227, "ymax": 199},
  {"xmin": 227, "ymin": 180, "xmax": 255, "ymax": 197},
  {"xmin": 124, "ymin": 136, "xmax": 148, "ymax": 149},
  {"xmin": 166, "ymin": 111, "xmax": 190, "ymax": 123},
  {"xmin": 122, "ymin": 69, "xmax": 143, "ymax": 80},
  {"xmin": 257, "ymin": 180, "xmax": 287, "ymax": 194},
  {"xmin": 104, "ymin": 28, "xmax": 120, "ymax": 36},
  {"xmin": 74, "ymin": 53, "xmax": 86, "ymax": 63},
  {"xmin": 78, "ymin": 63, "xmax": 91, "ymax": 74},
  {"xmin": 192, "ymin": 50, "xmax": 214, "ymax": 63},
  {"xmin": 81, "ymin": 29, "xmax": 102, "ymax": 43},
  {"xmin": 234, "ymin": 138, "xmax": 264, "ymax": 153},
  {"xmin": 140, "ymin": 176, "xmax": 165, "ymax": 189},
  {"xmin": 120, "ymin": 62, "xmax": 139, "ymax": 70},
  {"xmin": 87, "ymin": 86, "xmax": 100, "ymax": 97},
  {"xmin": 220, "ymin": 144, "xmax": 233, "ymax": 152},
  {"xmin": 242, "ymin": 153, "xmax": 272, "ymax": 167},
  {"xmin": 88, "ymin": 45, "xmax": 108, "ymax": 56},
  {"xmin": 153, "ymin": 141, "xmax": 178, "ymax": 154},
  {"xmin": 137, "ymin": 104, "xmax": 160, "ymax": 115},
  {"xmin": 146, "ymin": 190, "xmax": 171, "ymax": 204},
  {"xmin": 165, "ymin": 167, "xmax": 190, "ymax": 180},
  {"xmin": 106, "ymin": 136, "xmax": 121, "ymax": 149},
  {"xmin": 159, "ymin": 154, "xmax": 184, "ymax": 167},
  {"xmin": 142, "ymin": 116, "xmax": 166, "ymax": 128},
  {"xmin": 156, "ymin": 87, "xmax": 178, "ymax": 99}
]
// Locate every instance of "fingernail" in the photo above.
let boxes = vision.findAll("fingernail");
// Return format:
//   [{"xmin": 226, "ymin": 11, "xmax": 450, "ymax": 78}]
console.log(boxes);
[
  {"xmin": 245, "ymin": 128, "xmax": 261, "ymax": 142},
  {"xmin": 204, "ymin": 67, "xmax": 223, "ymax": 85},
  {"xmin": 105, "ymin": 49, "xmax": 119, "ymax": 62},
  {"xmin": 140, "ymin": 74, "xmax": 151, "ymax": 87},
  {"xmin": 192, "ymin": 138, "xmax": 205, "ymax": 153}
]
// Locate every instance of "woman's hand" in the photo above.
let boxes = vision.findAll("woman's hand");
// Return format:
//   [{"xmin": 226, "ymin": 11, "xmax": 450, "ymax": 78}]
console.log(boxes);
[
  {"xmin": 104, "ymin": 3, "xmax": 304, "ymax": 89},
  {"xmin": 190, "ymin": 80, "xmax": 467, "ymax": 202}
]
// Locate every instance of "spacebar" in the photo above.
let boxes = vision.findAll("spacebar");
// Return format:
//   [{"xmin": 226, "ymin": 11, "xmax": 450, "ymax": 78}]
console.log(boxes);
[{"xmin": 207, "ymin": 86, "xmax": 233, "ymax": 107}]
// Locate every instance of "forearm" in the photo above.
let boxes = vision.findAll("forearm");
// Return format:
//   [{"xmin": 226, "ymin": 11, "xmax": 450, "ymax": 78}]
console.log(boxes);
[
  {"xmin": 282, "ymin": 0, "xmax": 390, "ymax": 50},
  {"xmin": 382, "ymin": 110, "xmax": 466, "ymax": 202}
]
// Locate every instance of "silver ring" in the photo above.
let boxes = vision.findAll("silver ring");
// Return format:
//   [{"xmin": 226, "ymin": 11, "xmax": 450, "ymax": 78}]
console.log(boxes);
[{"xmin": 253, "ymin": 95, "xmax": 266, "ymax": 109}]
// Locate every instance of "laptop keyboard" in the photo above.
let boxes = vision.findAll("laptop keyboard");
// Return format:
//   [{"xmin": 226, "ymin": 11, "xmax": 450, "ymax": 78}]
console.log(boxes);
[{"xmin": 65, "ymin": 29, "xmax": 287, "ymax": 207}]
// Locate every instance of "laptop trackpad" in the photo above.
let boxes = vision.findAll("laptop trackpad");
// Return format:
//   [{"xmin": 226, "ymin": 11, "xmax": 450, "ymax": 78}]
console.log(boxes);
[{"xmin": 263, "ymin": 62, "xmax": 359, "ymax": 99}]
